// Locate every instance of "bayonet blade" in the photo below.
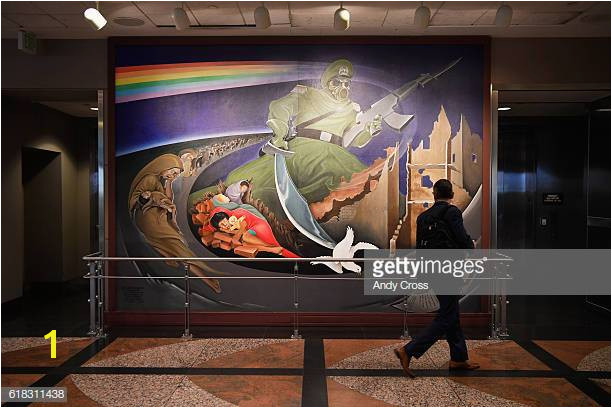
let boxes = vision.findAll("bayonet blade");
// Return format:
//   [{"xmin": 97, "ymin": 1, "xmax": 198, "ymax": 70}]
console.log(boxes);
[{"xmin": 431, "ymin": 57, "xmax": 462, "ymax": 80}]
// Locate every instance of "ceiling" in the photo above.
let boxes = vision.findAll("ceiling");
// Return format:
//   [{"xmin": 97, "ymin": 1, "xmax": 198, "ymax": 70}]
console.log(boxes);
[
  {"xmin": 2, "ymin": 88, "xmax": 100, "ymax": 117},
  {"xmin": 1, "ymin": 1, "xmax": 610, "ymax": 39},
  {"xmin": 498, "ymin": 89, "xmax": 611, "ymax": 116}
]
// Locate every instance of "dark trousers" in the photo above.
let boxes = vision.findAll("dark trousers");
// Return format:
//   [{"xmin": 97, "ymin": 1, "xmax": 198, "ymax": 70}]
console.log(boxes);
[{"xmin": 403, "ymin": 295, "xmax": 469, "ymax": 362}]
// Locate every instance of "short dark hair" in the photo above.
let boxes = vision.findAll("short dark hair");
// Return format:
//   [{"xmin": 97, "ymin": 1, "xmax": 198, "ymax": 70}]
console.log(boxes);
[
  {"xmin": 433, "ymin": 179, "xmax": 454, "ymax": 200},
  {"xmin": 210, "ymin": 212, "xmax": 229, "ymax": 229}
]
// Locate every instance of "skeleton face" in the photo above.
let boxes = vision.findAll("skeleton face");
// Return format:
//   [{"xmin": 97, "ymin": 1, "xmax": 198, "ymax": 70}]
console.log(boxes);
[{"xmin": 327, "ymin": 77, "xmax": 351, "ymax": 102}]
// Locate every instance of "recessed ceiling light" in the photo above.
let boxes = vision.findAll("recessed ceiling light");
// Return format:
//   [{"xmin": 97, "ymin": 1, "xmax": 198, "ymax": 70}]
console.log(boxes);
[
  {"xmin": 113, "ymin": 17, "xmax": 145, "ymax": 27},
  {"xmin": 498, "ymin": 106, "xmax": 511, "ymax": 111},
  {"xmin": 90, "ymin": 107, "xmax": 99, "ymax": 111}
]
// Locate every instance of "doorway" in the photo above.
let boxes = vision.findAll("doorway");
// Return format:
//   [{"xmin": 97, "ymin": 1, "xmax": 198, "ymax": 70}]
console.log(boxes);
[
  {"xmin": 22, "ymin": 147, "xmax": 63, "ymax": 289},
  {"xmin": 498, "ymin": 116, "xmax": 587, "ymax": 249},
  {"xmin": 496, "ymin": 92, "xmax": 610, "ymax": 339}
]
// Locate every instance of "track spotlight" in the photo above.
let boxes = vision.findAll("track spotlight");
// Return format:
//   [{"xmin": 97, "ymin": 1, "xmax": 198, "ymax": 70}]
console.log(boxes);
[
  {"xmin": 84, "ymin": 7, "xmax": 107, "ymax": 30},
  {"xmin": 494, "ymin": 4, "xmax": 513, "ymax": 27},
  {"xmin": 334, "ymin": 6, "xmax": 350, "ymax": 31},
  {"xmin": 172, "ymin": 7, "xmax": 191, "ymax": 31},
  {"xmin": 254, "ymin": 5, "xmax": 271, "ymax": 29},
  {"xmin": 414, "ymin": 3, "xmax": 430, "ymax": 31},
  {"xmin": 497, "ymin": 106, "xmax": 511, "ymax": 111}
]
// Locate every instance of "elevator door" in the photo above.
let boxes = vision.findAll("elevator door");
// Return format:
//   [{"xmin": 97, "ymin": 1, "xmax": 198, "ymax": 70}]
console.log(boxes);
[{"xmin": 498, "ymin": 116, "xmax": 587, "ymax": 249}]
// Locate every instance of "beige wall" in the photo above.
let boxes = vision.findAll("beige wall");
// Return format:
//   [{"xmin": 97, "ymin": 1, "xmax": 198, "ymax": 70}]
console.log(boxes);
[
  {"xmin": 1, "ymin": 97, "xmax": 93, "ymax": 302},
  {"xmin": 491, "ymin": 37, "xmax": 610, "ymax": 89},
  {"xmin": 1, "ymin": 39, "xmax": 106, "ymax": 90},
  {"xmin": 1, "ymin": 38, "xmax": 610, "ymax": 91}
]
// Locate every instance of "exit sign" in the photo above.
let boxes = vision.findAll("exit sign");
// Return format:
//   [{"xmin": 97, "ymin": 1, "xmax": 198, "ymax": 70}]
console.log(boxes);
[{"xmin": 18, "ymin": 30, "xmax": 37, "ymax": 55}]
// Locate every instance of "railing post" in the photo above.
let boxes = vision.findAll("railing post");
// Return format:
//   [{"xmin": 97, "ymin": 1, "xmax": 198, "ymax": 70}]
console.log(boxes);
[
  {"xmin": 291, "ymin": 262, "xmax": 302, "ymax": 339},
  {"xmin": 489, "ymin": 263, "xmax": 502, "ymax": 340},
  {"xmin": 400, "ymin": 295, "xmax": 410, "ymax": 339},
  {"xmin": 498, "ymin": 267, "xmax": 509, "ymax": 338},
  {"xmin": 87, "ymin": 261, "xmax": 97, "ymax": 336},
  {"xmin": 182, "ymin": 263, "xmax": 192, "ymax": 340},
  {"xmin": 96, "ymin": 260, "xmax": 107, "ymax": 338}
]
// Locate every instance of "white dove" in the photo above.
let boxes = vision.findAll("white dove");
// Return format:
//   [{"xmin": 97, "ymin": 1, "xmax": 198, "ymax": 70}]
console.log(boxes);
[{"xmin": 311, "ymin": 226, "xmax": 378, "ymax": 273}]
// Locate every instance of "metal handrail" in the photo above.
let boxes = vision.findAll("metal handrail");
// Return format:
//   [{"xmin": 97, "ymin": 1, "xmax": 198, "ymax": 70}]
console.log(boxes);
[
  {"xmin": 82, "ymin": 253, "xmax": 514, "ymax": 263},
  {"xmin": 82, "ymin": 253, "xmax": 508, "ymax": 340},
  {"xmin": 83, "ymin": 274, "xmax": 287, "ymax": 279},
  {"xmin": 83, "ymin": 255, "xmax": 403, "ymax": 262},
  {"xmin": 82, "ymin": 274, "xmax": 365, "ymax": 280}
]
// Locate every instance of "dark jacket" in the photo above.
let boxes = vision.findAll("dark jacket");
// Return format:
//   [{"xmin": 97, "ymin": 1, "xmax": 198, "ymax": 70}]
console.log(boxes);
[{"xmin": 416, "ymin": 201, "xmax": 474, "ymax": 249}]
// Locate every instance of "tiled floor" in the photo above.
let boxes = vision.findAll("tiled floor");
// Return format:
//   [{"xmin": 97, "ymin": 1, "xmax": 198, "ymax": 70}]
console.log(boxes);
[{"xmin": 1, "ymin": 336, "xmax": 610, "ymax": 407}]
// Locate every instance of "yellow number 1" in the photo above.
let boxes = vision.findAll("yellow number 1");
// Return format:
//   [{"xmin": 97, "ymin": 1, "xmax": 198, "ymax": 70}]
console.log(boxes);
[{"xmin": 44, "ymin": 330, "xmax": 56, "ymax": 358}]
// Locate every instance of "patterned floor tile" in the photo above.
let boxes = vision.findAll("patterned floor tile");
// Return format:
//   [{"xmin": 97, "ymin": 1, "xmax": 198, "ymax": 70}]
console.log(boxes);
[
  {"xmin": 1, "ymin": 337, "xmax": 89, "ymax": 354},
  {"xmin": 324, "ymin": 339, "xmax": 403, "ymax": 368},
  {"xmin": 83, "ymin": 338, "xmax": 185, "ymax": 365},
  {"xmin": 31, "ymin": 375, "xmax": 99, "ymax": 407},
  {"xmin": 590, "ymin": 378, "xmax": 611, "ymax": 394},
  {"xmin": 1, "ymin": 338, "xmax": 94, "ymax": 367},
  {"xmin": 196, "ymin": 339, "xmax": 303, "ymax": 368},
  {"xmin": 449, "ymin": 377, "xmax": 597, "ymax": 407},
  {"xmin": 457, "ymin": 340, "xmax": 550, "ymax": 370},
  {"xmin": 1, "ymin": 373, "xmax": 44, "ymax": 388},
  {"xmin": 577, "ymin": 346, "xmax": 610, "ymax": 372},
  {"xmin": 69, "ymin": 374, "xmax": 185, "ymax": 406},
  {"xmin": 448, "ymin": 378, "xmax": 524, "ymax": 406},
  {"xmin": 84, "ymin": 337, "xmax": 292, "ymax": 368},
  {"xmin": 326, "ymin": 378, "xmax": 395, "ymax": 407},
  {"xmin": 534, "ymin": 340, "xmax": 610, "ymax": 371},
  {"xmin": 331, "ymin": 376, "xmax": 462, "ymax": 406},
  {"xmin": 188, "ymin": 375, "xmax": 302, "ymax": 406},
  {"xmin": 324, "ymin": 339, "xmax": 542, "ymax": 371},
  {"xmin": 164, "ymin": 377, "xmax": 234, "ymax": 407}
]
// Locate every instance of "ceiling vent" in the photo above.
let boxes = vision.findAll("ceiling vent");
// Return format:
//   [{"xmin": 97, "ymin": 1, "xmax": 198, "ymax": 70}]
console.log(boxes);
[{"xmin": 113, "ymin": 17, "xmax": 146, "ymax": 27}]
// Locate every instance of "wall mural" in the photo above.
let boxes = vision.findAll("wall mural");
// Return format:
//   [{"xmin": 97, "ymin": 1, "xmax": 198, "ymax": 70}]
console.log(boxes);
[{"xmin": 113, "ymin": 43, "xmax": 486, "ymax": 313}]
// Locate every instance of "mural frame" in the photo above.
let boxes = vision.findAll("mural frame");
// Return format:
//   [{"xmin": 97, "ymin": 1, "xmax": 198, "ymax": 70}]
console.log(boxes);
[{"xmin": 106, "ymin": 35, "xmax": 491, "ymax": 327}]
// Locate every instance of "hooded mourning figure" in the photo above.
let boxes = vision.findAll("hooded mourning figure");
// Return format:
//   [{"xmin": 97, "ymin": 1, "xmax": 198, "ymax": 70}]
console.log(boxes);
[{"xmin": 128, "ymin": 154, "xmax": 221, "ymax": 293}]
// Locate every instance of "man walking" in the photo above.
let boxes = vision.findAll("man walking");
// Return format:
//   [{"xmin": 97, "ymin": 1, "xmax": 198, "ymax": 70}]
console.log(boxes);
[{"xmin": 394, "ymin": 179, "xmax": 480, "ymax": 377}]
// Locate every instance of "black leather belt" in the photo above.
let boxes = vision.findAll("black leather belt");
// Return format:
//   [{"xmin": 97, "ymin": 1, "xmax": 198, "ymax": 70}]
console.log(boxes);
[{"xmin": 297, "ymin": 128, "xmax": 343, "ymax": 146}]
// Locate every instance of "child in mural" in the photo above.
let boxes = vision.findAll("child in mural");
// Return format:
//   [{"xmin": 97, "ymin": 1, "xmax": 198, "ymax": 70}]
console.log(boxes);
[
  {"xmin": 128, "ymin": 154, "xmax": 222, "ymax": 293},
  {"xmin": 205, "ymin": 196, "xmax": 299, "ymax": 258},
  {"xmin": 223, "ymin": 179, "xmax": 250, "ymax": 204}
]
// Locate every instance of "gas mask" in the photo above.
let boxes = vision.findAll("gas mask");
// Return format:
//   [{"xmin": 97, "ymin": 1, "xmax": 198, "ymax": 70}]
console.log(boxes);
[{"xmin": 327, "ymin": 77, "xmax": 351, "ymax": 102}]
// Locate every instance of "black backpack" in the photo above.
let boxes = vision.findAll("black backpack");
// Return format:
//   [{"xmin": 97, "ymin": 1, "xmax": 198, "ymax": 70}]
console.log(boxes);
[{"xmin": 417, "ymin": 205, "xmax": 459, "ymax": 249}]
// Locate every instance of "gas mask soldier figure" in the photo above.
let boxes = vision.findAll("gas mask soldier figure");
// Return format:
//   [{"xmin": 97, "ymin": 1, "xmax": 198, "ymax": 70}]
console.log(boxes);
[{"xmin": 266, "ymin": 59, "xmax": 382, "ymax": 151}]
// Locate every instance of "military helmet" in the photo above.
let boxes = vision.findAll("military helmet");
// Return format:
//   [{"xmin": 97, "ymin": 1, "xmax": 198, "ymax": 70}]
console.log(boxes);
[{"xmin": 320, "ymin": 59, "xmax": 353, "ymax": 88}]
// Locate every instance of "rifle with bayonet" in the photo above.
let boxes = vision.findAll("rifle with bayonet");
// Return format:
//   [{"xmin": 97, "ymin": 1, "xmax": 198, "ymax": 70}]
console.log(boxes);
[{"xmin": 342, "ymin": 57, "xmax": 462, "ymax": 148}]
